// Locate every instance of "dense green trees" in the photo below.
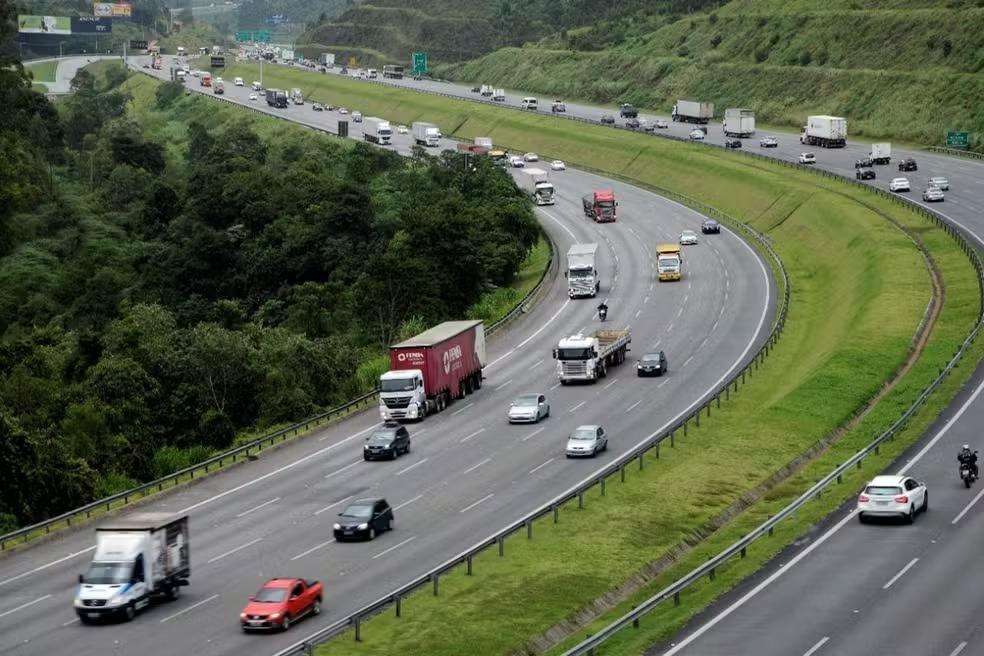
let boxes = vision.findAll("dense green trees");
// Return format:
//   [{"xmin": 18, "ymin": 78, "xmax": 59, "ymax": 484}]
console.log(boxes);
[{"xmin": 0, "ymin": 57, "xmax": 539, "ymax": 528}]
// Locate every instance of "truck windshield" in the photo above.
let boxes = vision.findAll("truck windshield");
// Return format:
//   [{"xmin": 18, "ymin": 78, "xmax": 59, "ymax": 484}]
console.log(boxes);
[
  {"xmin": 658, "ymin": 257, "xmax": 680, "ymax": 270},
  {"xmin": 569, "ymin": 270, "xmax": 594, "ymax": 279},
  {"xmin": 85, "ymin": 562, "xmax": 132, "ymax": 584},
  {"xmin": 381, "ymin": 378, "xmax": 415, "ymax": 392},
  {"xmin": 556, "ymin": 348, "xmax": 595, "ymax": 360}
]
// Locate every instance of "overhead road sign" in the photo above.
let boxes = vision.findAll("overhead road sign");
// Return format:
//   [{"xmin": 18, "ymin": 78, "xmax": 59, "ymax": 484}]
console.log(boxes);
[{"xmin": 411, "ymin": 51, "xmax": 427, "ymax": 75}]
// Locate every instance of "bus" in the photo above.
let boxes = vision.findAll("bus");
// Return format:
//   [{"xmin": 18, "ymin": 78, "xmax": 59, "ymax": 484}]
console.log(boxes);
[{"xmin": 383, "ymin": 64, "xmax": 404, "ymax": 79}]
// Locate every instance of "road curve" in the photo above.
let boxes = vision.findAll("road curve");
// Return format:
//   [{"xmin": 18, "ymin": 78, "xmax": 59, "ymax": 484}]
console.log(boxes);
[{"xmin": 0, "ymin": 58, "xmax": 774, "ymax": 656}]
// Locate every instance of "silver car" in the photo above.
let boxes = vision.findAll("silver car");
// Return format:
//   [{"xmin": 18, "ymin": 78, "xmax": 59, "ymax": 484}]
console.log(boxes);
[
  {"xmin": 680, "ymin": 230, "xmax": 699, "ymax": 245},
  {"xmin": 565, "ymin": 425, "xmax": 608, "ymax": 458},
  {"xmin": 508, "ymin": 393, "xmax": 549, "ymax": 423},
  {"xmin": 928, "ymin": 176, "xmax": 949, "ymax": 191}
]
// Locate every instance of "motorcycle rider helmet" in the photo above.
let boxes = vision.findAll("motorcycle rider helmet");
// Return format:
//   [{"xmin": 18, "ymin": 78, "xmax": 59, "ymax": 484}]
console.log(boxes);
[{"xmin": 964, "ymin": 444, "xmax": 970, "ymax": 450}]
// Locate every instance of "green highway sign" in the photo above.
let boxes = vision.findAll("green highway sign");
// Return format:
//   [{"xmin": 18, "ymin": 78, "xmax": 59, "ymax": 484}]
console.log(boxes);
[
  {"xmin": 946, "ymin": 130, "xmax": 969, "ymax": 149},
  {"xmin": 411, "ymin": 51, "xmax": 427, "ymax": 75},
  {"xmin": 235, "ymin": 30, "xmax": 272, "ymax": 43}
]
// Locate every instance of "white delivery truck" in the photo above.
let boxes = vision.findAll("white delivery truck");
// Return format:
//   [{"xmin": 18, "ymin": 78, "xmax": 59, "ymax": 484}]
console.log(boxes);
[
  {"xmin": 290, "ymin": 88, "xmax": 304, "ymax": 105},
  {"xmin": 319, "ymin": 53, "xmax": 335, "ymax": 67},
  {"xmin": 870, "ymin": 142, "xmax": 891, "ymax": 165},
  {"xmin": 672, "ymin": 99, "xmax": 714, "ymax": 124},
  {"xmin": 364, "ymin": 117, "xmax": 393, "ymax": 145},
  {"xmin": 554, "ymin": 328, "xmax": 632, "ymax": 383},
  {"xmin": 800, "ymin": 115, "xmax": 847, "ymax": 148},
  {"xmin": 75, "ymin": 513, "xmax": 189, "ymax": 623},
  {"xmin": 520, "ymin": 167, "xmax": 555, "ymax": 205},
  {"xmin": 723, "ymin": 108, "xmax": 756, "ymax": 138},
  {"xmin": 480, "ymin": 84, "xmax": 493, "ymax": 97},
  {"xmin": 474, "ymin": 137, "xmax": 493, "ymax": 149},
  {"xmin": 566, "ymin": 243, "xmax": 600, "ymax": 298},
  {"xmin": 412, "ymin": 121, "xmax": 441, "ymax": 147},
  {"xmin": 492, "ymin": 88, "xmax": 506, "ymax": 102}
]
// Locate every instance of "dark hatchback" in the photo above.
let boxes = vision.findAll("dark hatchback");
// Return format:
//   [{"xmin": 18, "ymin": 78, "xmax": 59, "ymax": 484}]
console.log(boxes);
[
  {"xmin": 363, "ymin": 424, "xmax": 410, "ymax": 460},
  {"xmin": 856, "ymin": 167, "xmax": 876, "ymax": 180},
  {"xmin": 701, "ymin": 219, "xmax": 721, "ymax": 234},
  {"xmin": 636, "ymin": 351, "xmax": 668, "ymax": 377},
  {"xmin": 898, "ymin": 157, "xmax": 918, "ymax": 172},
  {"xmin": 725, "ymin": 138, "xmax": 742, "ymax": 149},
  {"xmin": 333, "ymin": 498, "xmax": 394, "ymax": 541}
]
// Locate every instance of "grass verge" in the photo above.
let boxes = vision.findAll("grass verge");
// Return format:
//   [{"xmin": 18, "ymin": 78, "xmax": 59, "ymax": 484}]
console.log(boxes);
[{"xmin": 25, "ymin": 60, "xmax": 57, "ymax": 82}]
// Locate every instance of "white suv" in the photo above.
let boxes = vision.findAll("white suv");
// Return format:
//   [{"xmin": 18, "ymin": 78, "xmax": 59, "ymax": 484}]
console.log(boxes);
[
  {"xmin": 857, "ymin": 475, "xmax": 927, "ymax": 523},
  {"xmin": 889, "ymin": 177, "xmax": 911, "ymax": 193}
]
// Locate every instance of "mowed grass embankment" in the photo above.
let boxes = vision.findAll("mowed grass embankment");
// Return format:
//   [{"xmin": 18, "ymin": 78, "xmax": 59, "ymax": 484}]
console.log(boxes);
[
  {"xmin": 226, "ymin": 68, "xmax": 984, "ymax": 655},
  {"xmin": 25, "ymin": 60, "xmax": 57, "ymax": 82}
]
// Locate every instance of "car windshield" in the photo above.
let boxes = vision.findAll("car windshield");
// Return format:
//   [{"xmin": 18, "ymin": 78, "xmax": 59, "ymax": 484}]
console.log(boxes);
[
  {"xmin": 642, "ymin": 354, "xmax": 662, "ymax": 362},
  {"xmin": 368, "ymin": 432, "xmax": 396, "ymax": 444},
  {"xmin": 513, "ymin": 395, "xmax": 539, "ymax": 407},
  {"xmin": 570, "ymin": 428, "xmax": 597, "ymax": 441},
  {"xmin": 84, "ymin": 562, "xmax": 132, "ymax": 585},
  {"xmin": 682, "ymin": 231, "xmax": 696, "ymax": 237},
  {"xmin": 254, "ymin": 587, "xmax": 288, "ymax": 602},
  {"xmin": 556, "ymin": 347, "xmax": 594, "ymax": 360},
  {"xmin": 865, "ymin": 485, "xmax": 902, "ymax": 496},
  {"xmin": 341, "ymin": 504, "xmax": 373, "ymax": 519},
  {"xmin": 380, "ymin": 378, "xmax": 415, "ymax": 392}
]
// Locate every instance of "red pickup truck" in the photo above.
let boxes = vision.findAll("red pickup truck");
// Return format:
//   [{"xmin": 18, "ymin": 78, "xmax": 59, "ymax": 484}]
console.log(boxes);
[{"xmin": 240, "ymin": 578, "xmax": 323, "ymax": 632}]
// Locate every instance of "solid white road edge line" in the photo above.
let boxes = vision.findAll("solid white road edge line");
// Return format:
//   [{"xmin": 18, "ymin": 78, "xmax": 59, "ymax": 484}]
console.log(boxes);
[
  {"xmin": 290, "ymin": 539, "xmax": 335, "ymax": 562},
  {"xmin": 951, "ymin": 485, "xmax": 984, "ymax": 524},
  {"xmin": 881, "ymin": 557, "xmax": 919, "ymax": 590},
  {"xmin": 0, "ymin": 547, "xmax": 95, "ymax": 589},
  {"xmin": 235, "ymin": 497, "xmax": 280, "ymax": 518},
  {"xmin": 486, "ymin": 299, "xmax": 573, "ymax": 370},
  {"xmin": 459, "ymin": 494, "xmax": 494, "ymax": 513},
  {"xmin": 0, "ymin": 594, "xmax": 53, "ymax": 619},
  {"xmin": 159, "ymin": 594, "xmax": 219, "ymax": 623},
  {"xmin": 371, "ymin": 536, "xmax": 416, "ymax": 560},
  {"xmin": 206, "ymin": 538, "xmax": 263, "ymax": 564},
  {"xmin": 802, "ymin": 636, "xmax": 830, "ymax": 656}
]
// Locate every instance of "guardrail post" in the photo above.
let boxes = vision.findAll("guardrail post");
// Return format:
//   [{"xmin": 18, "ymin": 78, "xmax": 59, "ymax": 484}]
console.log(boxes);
[
  {"xmin": 654, "ymin": 443, "xmax": 660, "ymax": 460},
  {"xmin": 432, "ymin": 573, "xmax": 439, "ymax": 595},
  {"xmin": 527, "ymin": 520, "xmax": 533, "ymax": 538},
  {"xmin": 578, "ymin": 492, "xmax": 585, "ymax": 508},
  {"xmin": 353, "ymin": 615, "xmax": 362, "ymax": 642},
  {"xmin": 670, "ymin": 430, "xmax": 675, "ymax": 447},
  {"xmin": 498, "ymin": 535, "xmax": 505, "ymax": 556},
  {"xmin": 620, "ymin": 465, "xmax": 626, "ymax": 482},
  {"xmin": 632, "ymin": 606, "xmax": 639, "ymax": 628},
  {"xmin": 674, "ymin": 591, "xmax": 681, "ymax": 606},
  {"xmin": 857, "ymin": 459, "xmax": 863, "ymax": 469},
  {"xmin": 695, "ymin": 410, "xmax": 700, "ymax": 427},
  {"xmin": 639, "ymin": 453, "xmax": 645, "ymax": 470},
  {"xmin": 837, "ymin": 473, "xmax": 843, "ymax": 484},
  {"xmin": 553, "ymin": 505, "xmax": 559, "ymax": 523},
  {"xmin": 395, "ymin": 595, "xmax": 402, "ymax": 616},
  {"xmin": 875, "ymin": 444, "xmax": 880, "ymax": 455},
  {"xmin": 600, "ymin": 479, "xmax": 606, "ymax": 496},
  {"xmin": 726, "ymin": 386, "xmax": 730, "ymax": 401},
  {"xmin": 684, "ymin": 420, "xmax": 688, "ymax": 437},
  {"xmin": 768, "ymin": 516, "xmax": 774, "ymax": 536},
  {"xmin": 467, "ymin": 556, "xmax": 473, "ymax": 575},
  {"xmin": 716, "ymin": 394, "xmax": 721, "ymax": 409},
  {"xmin": 742, "ymin": 370, "xmax": 746, "ymax": 385}
]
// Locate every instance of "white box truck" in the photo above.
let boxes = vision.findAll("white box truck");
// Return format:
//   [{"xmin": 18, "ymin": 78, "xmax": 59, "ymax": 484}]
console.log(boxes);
[
  {"xmin": 492, "ymin": 88, "xmax": 505, "ymax": 102},
  {"xmin": 319, "ymin": 53, "xmax": 335, "ymax": 67},
  {"xmin": 566, "ymin": 243, "xmax": 600, "ymax": 298},
  {"xmin": 412, "ymin": 121, "xmax": 441, "ymax": 147},
  {"xmin": 520, "ymin": 167, "xmax": 555, "ymax": 205},
  {"xmin": 480, "ymin": 84, "xmax": 493, "ymax": 97},
  {"xmin": 870, "ymin": 142, "xmax": 891, "ymax": 165},
  {"xmin": 364, "ymin": 117, "xmax": 393, "ymax": 145},
  {"xmin": 723, "ymin": 108, "xmax": 755, "ymax": 138},
  {"xmin": 672, "ymin": 99, "xmax": 714, "ymax": 124},
  {"xmin": 800, "ymin": 115, "xmax": 847, "ymax": 148},
  {"xmin": 290, "ymin": 88, "xmax": 304, "ymax": 105},
  {"xmin": 474, "ymin": 137, "xmax": 493, "ymax": 149},
  {"xmin": 75, "ymin": 513, "xmax": 189, "ymax": 623}
]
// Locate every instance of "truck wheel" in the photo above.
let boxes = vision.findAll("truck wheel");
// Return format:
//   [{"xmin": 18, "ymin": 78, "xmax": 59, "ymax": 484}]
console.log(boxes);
[
  {"xmin": 312, "ymin": 599, "xmax": 322, "ymax": 616},
  {"xmin": 474, "ymin": 374, "xmax": 482, "ymax": 390},
  {"xmin": 124, "ymin": 603, "xmax": 136, "ymax": 622},
  {"xmin": 167, "ymin": 584, "xmax": 181, "ymax": 601}
]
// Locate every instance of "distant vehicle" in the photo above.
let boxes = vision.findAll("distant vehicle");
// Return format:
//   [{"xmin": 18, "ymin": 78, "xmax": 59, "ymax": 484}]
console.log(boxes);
[
  {"xmin": 680, "ymin": 230, "xmax": 699, "ymax": 246},
  {"xmin": 248, "ymin": 92, "xmax": 258, "ymax": 101},
  {"xmin": 618, "ymin": 103, "xmax": 638, "ymax": 118},
  {"xmin": 689, "ymin": 129, "xmax": 705, "ymax": 141},
  {"xmin": 654, "ymin": 119, "xmax": 669, "ymax": 129},
  {"xmin": 922, "ymin": 187, "xmax": 945, "ymax": 202},
  {"xmin": 724, "ymin": 138, "xmax": 742, "ymax": 149},
  {"xmin": 366, "ymin": 68, "xmax": 378, "ymax": 79},
  {"xmin": 252, "ymin": 81, "xmax": 262, "ymax": 91},
  {"xmin": 566, "ymin": 243, "xmax": 600, "ymax": 298},
  {"xmin": 800, "ymin": 115, "xmax": 847, "ymax": 148},
  {"xmin": 600, "ymin": 114, "xmax": 615, "ymax": 125},
  {"xmin": 869, "ymin": 142, "xmax": 892, "ymax": 165},
  {"xmin": 363, "ymin": 117, "xmax": 392, "ymax": 145},
  {"xmin": 363, "ymin": 424, "xmax": 410, "ymax": 460},
  {"xmin": 928, "ymin": 176, "xmax": 949, "ymax": 190},
  {"xmin": 799, "ymin": 152, "xmax": 816, "ymax": 164},
  {"xmin": 312, "ymin": 103, "xmax": 324, "ymax": 111},
  {"xmin": 290, "ymin": 88, "xmax": 304, "ymax": 105},
  {"xmin": 899, "ymin": 157, "xmax": 918, "ymax": 172},
  {"xmin": 413, "ymin": 74, "xmax": 423, "ymax": 81},
  {"xmin": 583, "ymin": 191, "xmax": 617, "ymax": 223},
  {"xmin": 656, "ymin": 244, "xmax": 683, "ymax": 281},
  {"xmin": 565, "ymin": 425, "xmax": 608, "ymax": 458},
  {"xmin": 382, "ymin": 64, "xmax": 403, "ymax": 79},
  {"xmin": 552, "ymin": 100, "xmax": 566, "ymax": 113},
  {"xmin": 509, "ymin": 155, "xmax": 525, "ymax": 168},
  {"xmin": 520, "ymin": 167, "xmax": 554, "ymax": 205},
  {"xmin": 508, "ymin": 394, "xmax": 550, "ymax": 423},
  {"xmin": 636, "ymin": 351, "xmax": 668, "ymax": 377},
  {"xmin": 672, "ymin": 99, "xmax": 713, "ymax": 124},
  {"xmin": 701, "ymin": 219, "xmax": 721, "ymax": 234},
  {"xmin": 265, "ymin": 88, "xmax": 287, "ymax": 108},
  {"xmin": 339, "ymin": 67, "xmax": 348, "ymax": 75},
  {"xmin": 471, "ymin": 86, "xmax": 481, "ymax": 93},
  {"xmin": 338, "ymin": 107, "xmax": 349, "ymax": 114},
  {"xmin": 723, "ymin": 108, "xmax": 755, "ymax": 138},
  {"xmin": 480, "ymin": 84, "xmax": 493, "ymax": 96},
  {"xmin": 352, "ymin": 111, "xmax": 363, "ymax": 122},
  {"xmin": 889, "ymin": 177, "xmax": 911, "ymax": 192},
  {"xmin": 625, "ymin": 117, "xmax": 641, "ymax": 130},
  {"xmin": 856, "ymin": 167, "xmax": 876, "ymax": 180},
  {"xmin": 175, "ymin": 70, "xmax": 186, "ymax": 78},
  {"xmin": 492, "ymin": 88, "xmax": 506, "ymax": 102},
  {"xmin": 397, "ymin": 124, "xmax": 408, "ymax": 134},
  {"xmin": 411, "ymin": 121, "xmax": 440, "ymax": 146},
  {"xmin": 521, "ymin": 97, "xmax": 538, "ymax": 111},
  {"xmin": 550, "ymin": 160, "xmax": 566, "ymax": 171},
  {"xmin": 192, "ymin": 70, "xmax": 201, "ymax": 77},
  {"xmin": 523, "ymin": 152, "xmax": 539, "ymax": 162},
  {"xmin": 234, "ymin": 77, "xmax": 244, "ymax": 86},
  {"xmin": 641, "ymin": 119, "xmax": 655, "ymax": 133},
  {"xmin": 334, "ymin": 498, "xmax": 394, "ymax": 540},
  {"xmin": 759, "ymin": 136, "xmax": 778, "ymax": 148},
  {"xmin": 240, "ymin": 578, "xmax": 322, "ymax": 632},
  {"xmin": 857, "ymin": 475, "xmax": 927, "ymax": 523},
  {"xmin": 855, "ymin": 157, "xmax": 873, "ymax": 169}
]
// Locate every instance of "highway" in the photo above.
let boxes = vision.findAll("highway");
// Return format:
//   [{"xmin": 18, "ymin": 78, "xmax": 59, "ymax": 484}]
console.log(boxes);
[{"xmin": 0, "ymin": 57, "xmax": 774, "ymax": 656}]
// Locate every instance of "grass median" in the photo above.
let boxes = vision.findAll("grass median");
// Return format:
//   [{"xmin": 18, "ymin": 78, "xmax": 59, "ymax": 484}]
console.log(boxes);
[{"xmin": 219, "ymin": 66, "xmax": 980, "ymax": 656}]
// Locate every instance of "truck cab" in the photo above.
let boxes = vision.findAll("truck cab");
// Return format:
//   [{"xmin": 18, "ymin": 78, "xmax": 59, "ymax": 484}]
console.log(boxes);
[
  {"xmin": 566, "ymin": 243, "xmax": 600, "ymax": 298},
  {"xmin": 656, "ymin": 244, "xmax": 682, "ymax": 281},
  {"xmin": 582, "ymin": 191, "xmax": 617, "ymax": 223}
]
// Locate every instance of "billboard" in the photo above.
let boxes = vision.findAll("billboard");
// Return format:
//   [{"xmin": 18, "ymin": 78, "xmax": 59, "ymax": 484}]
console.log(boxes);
[
  {"xmin": 93, "ymin": 2, "xmax": 132, "ymax": 17},
  {"xmin": 17, "ymin": 15, "xmax": 71, "ymax": 34},
  {"xmin": 72, "ymin": 16, "xmax": 112, "ymax": 33}
]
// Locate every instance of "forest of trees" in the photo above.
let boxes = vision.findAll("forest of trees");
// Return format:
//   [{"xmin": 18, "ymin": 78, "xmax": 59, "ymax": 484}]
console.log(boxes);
[{"xmin": 0, "ymin": 10, "xmax": 539, "ymax": 531}]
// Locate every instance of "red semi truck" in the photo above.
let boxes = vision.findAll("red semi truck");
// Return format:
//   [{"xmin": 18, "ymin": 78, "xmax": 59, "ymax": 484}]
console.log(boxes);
[
  {"xmin": 379, "ymin": 320, "xmax": 486, "ymax": 421},
  {"xmin": 582, "ymin": 191, "xmax": 617, "ymax": 222}
]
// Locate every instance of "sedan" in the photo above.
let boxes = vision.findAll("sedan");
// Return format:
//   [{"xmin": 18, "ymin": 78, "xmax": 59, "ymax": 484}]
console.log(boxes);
[
  {"xmin": 625, "ymin": 117, "xmax": 641, "ymax": 130},
  {"xmin": 689, "ymin": 129, "xmax": 705, "ymax": 141},
  {"xmin": 701, "ymin": 219, "xmax": 721, "ymax": 234},
  {"xmin": 338, "ymin": 107, "xmax": 349, "ymax": 114},
  {"xmin": 636, "ymin": 351, "xmax": 668, "ymax": 377},
  {"xmin": 334, "ymin": 498, "xmax": 394, "ymax": 540},
  {"xmin": 240, "ymin": 579, "xmax": 322, "ymax": 632},
  {"xmin": 654, "ymin": 119, "xmax": 669, "ymax": 129},
  {"xmin": 641, "ymin": 120, "xmax": 655, "ymax": 133},
  {"xmin": 680, "ymin": 230, "xmax": 699, "ymax": 245},
  {"xmin": 725, "ymin": 138, "xmax": 742, "ymax": 149},
  {"xmin": 898, "ymin": 157, "xmax": 918, "ymax": 172},
  {"xmin": 922, "ymin": 186, "xmax": 945, "ymax": 202},
  {"xmin": 855, "ymin": 157, "xmax": 873, "ymax": 169},
  {"xmin": 799, "ymin": 152, "xmax": 816, "ymax": 164},
  {"xmin": 759, "ymin": 136, "xmax": 778, "ymax": 148},
  {"xmin": 248, "ymin": 92, "xmax": 258, "ymax": 101},
  {"xmin": 856, "ymin": 167, "xmax": 876, "ymax": 180},
  {"xmin": 600, "ymin": 114, "xmax": 616, "ymax": 125},
  {"xmin": 551, "ymin": 101, "xmax": 566, "ymax": 113},
  {"xmin": 857, "ymin": 475, "xmax": 927, "ymax": 523},
  {"xmin": 312, "ymin": 103, "xmax": 324, "ymax": 111},
  {"xmin": 397, "ymin": 125, "xmax": 408, "ymax": 134},
  {"xmin": 363, "ymin": 424, "xmax": 411, "ymax": 460},
  {"xmin": 889, "ymin": 177, "xmax": 911, "ymax": 192},
  {"xmin": 928, "ymin": 176, "xmax": 949, "ymax": 190},
  {"xmin": 523, "ymin": 152, "xmax": 539, "ymax": 162},
  {"xmin": 565, "ymin": 425, "xmax": 608, "ymax": 458},
  {"xmin": 510, "ymin": 155, "xmax": 526, "ymax": 168},
  {"xmin": 550, "ymin": 160, "xmax": 566, "ymax": 171},
  {"xmin": 508, "ymin": 393, "xmax": 550, "ymax": 423}
]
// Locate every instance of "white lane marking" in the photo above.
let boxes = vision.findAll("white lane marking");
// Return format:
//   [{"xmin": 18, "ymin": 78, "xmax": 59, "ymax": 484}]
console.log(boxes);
[
  {"xmin": 61, "ymin": 618, "xmax": 80, "ymax": 627},
  {"xmin": 538, "ymin": 208, "xmax": 579, "ymax": 242},
  {"xmin": 394, "ymin": 494, "xmax": 423, "ymax": 510},
  {"xmin": 570, "ymin": 401, "xmax": 586, "ymax": 412},
  {"xmin": 235, "ymin": 497, "xmax": 280, "ymax": 518},
  {"xmin": 550, "ymin": 382, "xmax": 562, "ymax": 390},
  {"xmin": 0, "ymin": 546, "xmax": 95, "ymax": 589},
  {"xmin": 529, "ymin": 359, "xmax": 545, "ymax": 370},
  {"xmin": 459, "ymin": 493, "xmax": 494, "ymax": 513},
  {"xmin": 460, "ymin": 428, "xmax": 486, "ymax": 443},
  {"xmin": 290, "ymin": 539, "xmax": 335, "ymax": 561},
  {"xmin": 396, "ymin": 458, "xmax": 429, "ymax": 476},
  {"xmin": 206, "ymin": 538, "xmax": 263, "ymax": 564},
  {"xmin": 372, "ymin": 536, "xmax": 417, "ymax": 560},
  {"xmin": 682, "ymin": 356, "xmax": 694, "ymax": 368},
  {"xmin": 0, "ymin": 594, "xmax": 52, "ymax": 619},
  {"xmin": 324, "ymin": 460, "xmax": 362, "ymax": 479},
  {"xmin": 882, "ymin": 557, "xmax": 919, "ymax": 589},
  {"xmin": 676, "ymin": 306, "xmax": 684, "ymax": 318},
  {"xmin": 494, "ymin": 379, "xmax": 513, "ymax": 391},
  {"xmin": 667, "ymin": 322, "xmax": 674, "ymax": 333},
  {"xmin": 603, "ymin": 378, "xmax": 619, "ymax": 390},
  {"xmin": 463, "ymin": 458, "xmax": 492, "ymax": 475},
  {"xmin": 314, "ymin": 495, "xmax": 354, "ymax": 516},
  {"xmin": 529, "ymin": 458, "xmax": 555, "ymax": 475},
  {"xmin": 625, "ymin": 400, "xmax": 642, "ymax": 413},
  {"xmin": 711, "ymin": 319, "xmax": 720, "ymax": 333},
  {"xmin": 522, "ymin": 428, "xmax": 545, "ymax": 442},
  {"xmin": 650, "ymin": 282, "xmax": 655, "ymax": 291},
  {"xmin": 451, "ymin": 403, "xmax": 474, "ymax": 417},
  {"xmin": 951, "ymin": 485, "xmax": 984, "ymax": 524},
  {"xmin": 159, "ymin": 594, "xmax": 219, "ymax": 623},
  {"xmin": 949, "ymin": 641, "xmax": 968, "ymax": 656},
  {"xmin": 802, "ymin": 636, "xmax": 830, "ymax": 656},
  {"xmin": 644, "ymin": 296, "xmax": 650, "ymax": 304},
  {"xmin": 683, "ymin": 294, "xmax": 689, "ymax": 305},
  {"xmin": 635, "ymin": 309, "xmax": 642, "ymax": 318},
  {"xmin": 177, "ymin": 424, "xmax": 375, "ymax": 514}
]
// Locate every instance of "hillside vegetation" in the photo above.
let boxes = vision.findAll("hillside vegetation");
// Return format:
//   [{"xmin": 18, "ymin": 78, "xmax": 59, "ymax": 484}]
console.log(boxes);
[{"xmin": 439, "ymin": 0, "xmax": 984, "ymax": 147}]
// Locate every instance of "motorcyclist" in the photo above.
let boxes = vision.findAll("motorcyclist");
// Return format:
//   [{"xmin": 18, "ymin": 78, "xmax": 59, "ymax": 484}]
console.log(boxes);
[
  {"xmin": 958, "ymin": 444, "xmax": 979, "ymax": 479},
  {"xmin": 597, "ymin": 302, "xmax": 608, "ymax": 321}
]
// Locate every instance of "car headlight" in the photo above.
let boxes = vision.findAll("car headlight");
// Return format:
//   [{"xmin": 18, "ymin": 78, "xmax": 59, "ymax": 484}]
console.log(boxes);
[
  {"xmin": 358, "ymin": 523, "xmax": 369, "ymax": 530},
  {"xmin": 269, "ymin": 612, "xmax": 281, "ymax": 620},
  {"xmin": 333, "ymin": 523, "xmax": 341, "ymax": 530},
  {"xmin": 240, "ymin": 612, "xmax": 248, "ymax": 620},
  {"xmin": 364, "ymin": 444, "xmax": 370, "ymax": 450}
]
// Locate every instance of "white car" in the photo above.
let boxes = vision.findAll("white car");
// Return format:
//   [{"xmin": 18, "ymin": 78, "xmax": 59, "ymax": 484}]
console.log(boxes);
[
  {"xmin": 922, "ymin": 186, "xmax": 945, "ymax": 202},
  {"xmin": 248, "ymin": 92, "xmax": 258, "ymax": 101},
  {"xmin": 655, "ymin": 119, "xmax": 669, "ymax": 129},
  {"xmin": 928, "ymin": 176, "xmax": 949, "ymax": 190},
  {"xmin": 252, "ymin": 81, "xmax": 262, "ymax": 91},
  {"xmin": 889, "ymin": 177, "xmax": 911, "ymax": 192},
  {"xmin": 397, "ymin": 125, "xmax": 408, "ymax": 134},
  {"xmin": 191, "ymin": 70, "xmax": 201, "ymax": 77},
  {"xmin": 550, "ymin": 160, "xmax": 566, "ymax": 171},
  {"xmin": 339, "ymin": 107, "xmax": 349, "ymax": 114},
  {"xmin": 759, "ymin": 136, "xmax": 778, "ymax": 148},
  {"xmin": 507, "ymin": 394, "xmax": 550, "ymax": 424},
  {"xmin": 799, "ymin": 152, "xmax": 816, "ymax": 164},
  {"xmin": 857, "ymin": 475, "xmax": 927, "ymax": 523},
  {"xmin": 566, "ymin": 425, "xmax": 608, "ymax": 458},
  {"xmin": 509, "ymin": 155, "xmax": 526, "ymax": 168},
  {"xmin": 234, "ymin": 77, "xmax": 244, "ymax": 86},
  {"xmin": 680, "ymin": 230, "xmax": 699, "ymax": 246},
  {"xmin": 523, "ymin": 152, "xmax": 539, "ymax": 162},
  {"xmin": 689, "ymin": 129, "xmax": 705, "ymax": 141}
]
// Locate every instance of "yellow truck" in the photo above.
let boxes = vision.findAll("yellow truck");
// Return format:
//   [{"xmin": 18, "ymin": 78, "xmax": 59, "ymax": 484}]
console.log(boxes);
[{"xmin": 656, "ymin": 244, "xmax": 683, "ymax": 281}]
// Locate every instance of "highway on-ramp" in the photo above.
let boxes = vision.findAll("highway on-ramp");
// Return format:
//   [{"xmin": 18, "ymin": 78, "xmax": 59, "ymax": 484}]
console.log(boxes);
[{"xmin": 0, "ymin": 58, "xmax": 774, "ymax": 656}]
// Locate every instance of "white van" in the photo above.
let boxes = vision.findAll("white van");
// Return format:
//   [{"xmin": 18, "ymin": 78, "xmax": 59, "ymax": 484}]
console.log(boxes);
[
  {"xmin": 521, "ymin": 97, "xmax": 538, "ymax": 111},
  {"xmin": 234, "ymin": 77, "xmax": 244, "ymax": 86}
]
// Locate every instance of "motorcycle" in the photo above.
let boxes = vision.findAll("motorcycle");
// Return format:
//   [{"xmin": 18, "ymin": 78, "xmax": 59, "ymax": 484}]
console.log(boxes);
[
  {"xmin": 960, "ymin": 462, "xmax": 977, "ymax": 488},
  {"xmin": 598, "ymin": 306, "xmax": 608, "ymax": 322}
]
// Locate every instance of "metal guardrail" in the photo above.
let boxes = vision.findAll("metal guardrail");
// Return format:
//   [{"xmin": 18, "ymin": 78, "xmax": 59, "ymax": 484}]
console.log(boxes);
[
  {"xmin": 927, "ymin": 146, "xmax": 984, "ymax": 160},
  {"xmin": 0, "ymin": 71, "xmax": 558, "ymax": 551}
]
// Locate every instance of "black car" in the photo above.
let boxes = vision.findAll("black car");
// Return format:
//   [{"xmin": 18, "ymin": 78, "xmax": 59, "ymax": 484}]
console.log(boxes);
[
  {"xmin": 600, "ymin": 114, "xmax": 615, "ymax": 125},
  {"xmin": 471, "ymin": 86, "xmax": 481, "ymax": 93},
  {"xmin": 636, "ymin": 351, "xmax": 668, "ymax": 377},
  {"xmin": 334, "ymin": 498, "xmax": 394, "ymax": 541},
  {"xmin": 363, "ymin": 424, "xmax": 410, "ymax": 460},
  {"xmin": 856, "ymin": 167, "xmax": 876, "ymax": 180},
  {"xmin": 725, "ymin": 138, "xmax": 742, "ymax": 149},
  {"xmin": 413, "ymin": 74, "xmax": 423, "ymax": 81},
  {"xmin": 855, "ymin": 157, "xmax": 873, "ymax": 169},
  {"xmin": 312, "ymin": 103, "xmax": 324, "ymax": 111},
  {"xmin": 898, "ymin": 157, "xmax": 918, "ymax": 172},
  {"xmin": 339, "ymin": 67, "xmax": 348, "ymax": 75},
  {"xmin": 701, "ymin": 219, "xmax": 721, "ymax": 234},
  {"xmin": 625, "ymin": 117, "xmax": 641, "ymax": 130}
]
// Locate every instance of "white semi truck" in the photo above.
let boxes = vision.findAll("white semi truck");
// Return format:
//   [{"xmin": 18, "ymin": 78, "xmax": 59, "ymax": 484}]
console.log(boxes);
[
  {"xmin": 520, "ymin": 167, "xmax": 555, "ymax": 205},
  {"xmin": 800, "ymin": 115, "xmax": 847, "ymax": 148},
  {"xmin": 412, "ymin": 121, "xmax": 441, "ymax": 147},
  {"xmin": 723, "ymin": 108, "xmax": 755, "ymax": 138},
  {"xmin": 566, "ymin": 243, "xmax": 600, "ymax": 298},
  {"xmin": 554, "ymin": 328, "xmax": 632, "ymax": 384},
  {"xmin": 364, "ymin": 117, "xmax": 393, "ymax": 145},
  {"xmin": 75, "ymin": 513, "xmax": 189, "ymax": 623}
]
